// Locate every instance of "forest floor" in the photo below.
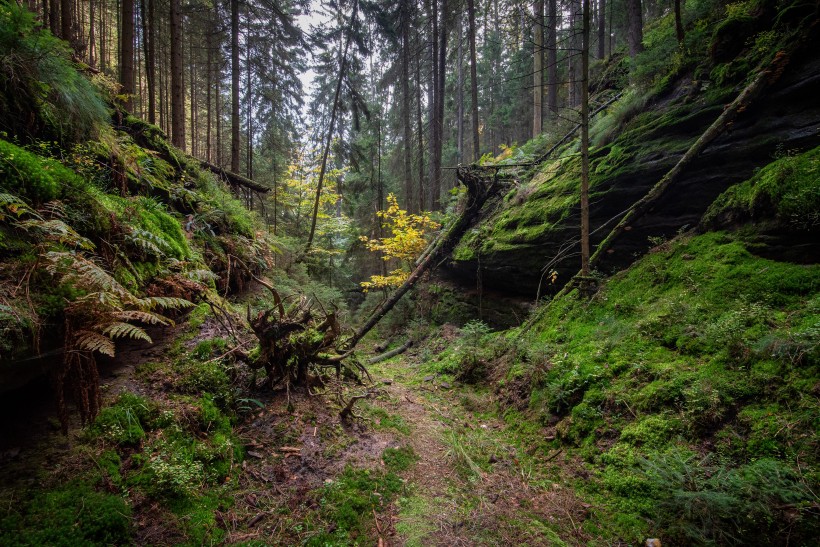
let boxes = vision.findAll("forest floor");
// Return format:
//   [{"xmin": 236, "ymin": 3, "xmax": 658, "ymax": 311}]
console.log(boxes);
[{"xmin": 0, "ymin": 311, "xmax": 592, "ymax": 546}]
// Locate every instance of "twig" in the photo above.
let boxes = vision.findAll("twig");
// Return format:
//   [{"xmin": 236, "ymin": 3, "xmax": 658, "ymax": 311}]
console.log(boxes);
[{"xmin": 545, "ymin": 448, "xmax": 563, "ymax": 462}]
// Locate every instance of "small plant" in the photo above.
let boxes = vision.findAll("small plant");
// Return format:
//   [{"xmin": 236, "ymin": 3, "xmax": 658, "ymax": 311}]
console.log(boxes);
[{"xmin": 359, "ymin": 194, "xmax": 440, "ymax": 292}]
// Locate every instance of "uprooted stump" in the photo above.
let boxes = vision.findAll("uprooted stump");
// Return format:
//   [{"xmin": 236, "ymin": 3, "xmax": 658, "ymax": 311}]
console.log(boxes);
[{"xmin": 240, "ymin": 280, "xmax": 369, "ymax": 393}]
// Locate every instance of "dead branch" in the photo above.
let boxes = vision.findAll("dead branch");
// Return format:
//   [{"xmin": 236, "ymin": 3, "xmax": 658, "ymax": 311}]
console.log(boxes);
[
  {"xmin": 199, "ymin": 160, "xmax": 270, "ymax": 193},
  {"xmin": 367, "ymin": 339, "xmax": 413, "ymax": 365}
]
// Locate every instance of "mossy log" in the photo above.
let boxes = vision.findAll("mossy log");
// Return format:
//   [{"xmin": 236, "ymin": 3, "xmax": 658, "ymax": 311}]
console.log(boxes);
[{"xmin": 199, "ymin": 160, "xmax": 270, "ymax": 193}]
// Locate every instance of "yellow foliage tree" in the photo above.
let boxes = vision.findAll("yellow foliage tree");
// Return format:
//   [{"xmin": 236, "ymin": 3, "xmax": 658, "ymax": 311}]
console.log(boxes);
[{"xmin": 359, "ymin": 194, "xmax": 440, "ymax": 292}]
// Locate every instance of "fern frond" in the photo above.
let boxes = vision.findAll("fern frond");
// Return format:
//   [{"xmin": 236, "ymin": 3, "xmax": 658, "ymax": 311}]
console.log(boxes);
[
  {"xmin": 73, "ymin": 330, "xmax": 116, "ymax": 357},
  {"xmin": 46, "ymin": 252, "xmax": 132, "ymax": 301},
  {"xmin": 139, "ymin": 296, "xmax": 194, "ymax": 310},
  {"xmin": 0, "ymin": 192, "xmax": 36, "ymax": 219},
  {"xmin": 100, "ymin": 322, "xmax": 152, "ymax": 343},
  {"xmin": 19, "ymin": 219, "xmax": 95, "ymax": 249},
  {"xmin": 184, "ymin": 269, "xmax": 219, "ymax": 282},
  {"xmin": 126, "ymin": 227, "xmax": 172, "ymax": 257},
  {"xmin": 111, "ymin": 310, "xmax": 173, "ymax": 326}
]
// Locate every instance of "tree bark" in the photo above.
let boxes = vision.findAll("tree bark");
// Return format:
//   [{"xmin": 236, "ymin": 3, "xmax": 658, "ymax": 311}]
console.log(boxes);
[
  {"xmin": 120, "ymin": 0, "xmax": 134, "ymax": 110},
  {"xmin": 467, "ymin": 0, "xmax": 479, "ymax": 161},
  {"xmin": 60, "ymin": 0, "xmax": 71, "ymax": 43},
  {"xmin": 674, "ymin": 0, "xmax": 685, "ymax": 45},
  {"xmin": 546, "ymin": 0, "xmax": 557, "ymax": 116},
  {"xmin": 626, "ymin": 0, "xmax": 644, "ymax": 57},
  {"xmin": 142, "ymin": 0, "xmax": 156, "ymax": 123},
  {"xmin": 580, "ymin": 0, "xmax": 590, "ymax": 276},
  {"xmin": 401, "ymin": 0, "xmax": 414, "ymax": 212},
  {"xmin": 457, "ymin": 12, "xmax": 464, "ymax": 163},
  {"xmin": 597, "ymin": 0, "xmax": 606, "ymax": 59},
  {"xmin": 205, "ymin": 13, "xmax": 212, "ymax": 162},
  {"xmin": 533, "ymin": 0, "xmax": 543, "ymax": 137},
  {"xmin": 170, "ymin": 0, "xmax": 185, "ymax": 149},
  {"xmin": 427, "ymin": 0, "xmax": 438, "ymax": 204},
  {"xmin": 231, "ymin": 0, "xmax": 241, "ymax": 172},
  {"xmin": 415, "ymin": 32, "xmax": 426, "ymax": 212}
]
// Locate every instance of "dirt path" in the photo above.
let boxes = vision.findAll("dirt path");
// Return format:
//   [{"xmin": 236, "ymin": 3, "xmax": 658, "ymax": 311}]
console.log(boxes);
[{"xmin": 373, "ymin": 353, "xmax": 590, "ymax": 547}]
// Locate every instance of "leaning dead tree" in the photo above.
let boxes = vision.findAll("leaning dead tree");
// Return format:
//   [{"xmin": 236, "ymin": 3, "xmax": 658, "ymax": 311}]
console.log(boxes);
[
  {"xmin": 345, "ymin": 165, "xmax": 511, "ymax": 348},
  {"xmin": 240, "ymin": 165, "xmax": 508, "ymax": 394}
]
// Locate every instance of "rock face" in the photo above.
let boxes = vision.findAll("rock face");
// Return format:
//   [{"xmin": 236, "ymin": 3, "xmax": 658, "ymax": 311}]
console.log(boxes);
[{"xmin": 446, "ymin": 48, "xmax": 820, "ymax": 297}]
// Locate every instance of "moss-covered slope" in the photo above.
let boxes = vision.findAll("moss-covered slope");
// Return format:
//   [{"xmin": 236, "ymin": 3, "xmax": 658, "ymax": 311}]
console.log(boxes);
[
  {"xmin": 0, "ymin": 6, "xmax": 270, "ymax": 391},
  {"xmin": 448, "ymin": 0, "xmax": 820, "ymax": 296},
  {"xmin": 476, "ymin": 145, "xmax": 820, "ymax": 543}
]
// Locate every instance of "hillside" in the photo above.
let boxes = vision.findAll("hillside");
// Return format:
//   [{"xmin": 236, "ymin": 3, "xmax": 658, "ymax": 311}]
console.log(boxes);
[{"xmin": 0, "ymin": 0, "xmax": 819, "ymax": 545}]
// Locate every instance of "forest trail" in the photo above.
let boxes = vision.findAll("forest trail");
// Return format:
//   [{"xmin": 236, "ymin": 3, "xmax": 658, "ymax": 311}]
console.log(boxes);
[{"xmin": 370, "ymin": 344, "xmax": 590, "ymax": 546}]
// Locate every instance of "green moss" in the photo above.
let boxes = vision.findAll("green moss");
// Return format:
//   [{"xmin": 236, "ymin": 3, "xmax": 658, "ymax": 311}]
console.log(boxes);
[
  {"xmin": 89, "ymin": 391, "xmax": 159, "ymax": 445},
  {"xmin": 0, "ymin": 139, "xmax": 84, "ymax": 202},
  {"xmin": 382, "ymin": 445, "xmax": 418, "ymax": 472},
  {"xmin": 306, "ymin": 465, "xmax": 406, "ymax": 546},
  {"xmin": 0, "ymin": 483, "xmax": 132, "ymax": 546},
  {"xmin": 704, "ymin": 145, "xmax": 820, "ymax": 230},
  {"xmin": 620, "ymin": 414, "xmax": 681, "ymax": 448},
  {"xmin": 491, "ymin": 228, "xmax": 819, "ymax": 542}
]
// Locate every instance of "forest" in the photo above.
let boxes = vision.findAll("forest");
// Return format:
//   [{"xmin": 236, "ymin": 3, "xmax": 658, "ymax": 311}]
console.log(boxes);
[{"xmin": 0, "ymin": 0, "xmax": 818, "ymax": 544}]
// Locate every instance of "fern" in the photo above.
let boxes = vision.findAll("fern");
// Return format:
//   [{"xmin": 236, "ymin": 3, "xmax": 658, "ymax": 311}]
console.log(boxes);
[
  {"xmin": 101, "ymin": 322, "xmax": 152, "ymax": 343},
  {"xmin": 46, "ymin": 251, "xmax": 132, "ymax": 300},
  {"xmin": 126, "ymin": 227, "xmax": 172, "ymax": 258},
  {"xmin": 18, "ymin": 219, "xmax": 94, "ymax": 249},
  {"xmin": 73, "ymin": 330, "xmax": 116, "ymax": 357},
  {"xmin": 111, "ymin": 310, "xmax": 173, "ymax": 325},
  {"xmin": 140, "ymin": 296, "xmax": 195, "ymax": 310},
  {"xmin": 0, "ymin": 192, "xmax": 34, "ymax": 219}
]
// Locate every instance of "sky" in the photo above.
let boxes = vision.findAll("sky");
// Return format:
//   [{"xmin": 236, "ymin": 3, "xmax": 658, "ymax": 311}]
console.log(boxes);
[{"xmin": 295, "ymin": 1, "xmax": 332, "ymax": 95}]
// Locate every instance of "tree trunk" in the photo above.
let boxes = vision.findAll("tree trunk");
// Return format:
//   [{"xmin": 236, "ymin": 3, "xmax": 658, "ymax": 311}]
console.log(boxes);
[
  {"xmin": 170, "ymin": 0, "xmax": 185, "ymax": 149},
  {"xmin": 305, "ymin": 0, "xmax": 358, "ymax": 251},
  {"xmin": 457, "ymin": 12, "xmax": 464, "ymax": 163},
  {"xmin": 533, "ymin": 0, "xmax": 543, "ymax": 137},
  {"xmin": 50, "ymin": 0, "xmax": 59, "ymax": 39},
  {"xmin": 206, "ymin": 14, "xmax": 212, "ymax": 163},
  {"xmin": 142, "ymin": 0, "xmax": 155, "ymax": 124},
  {"xmin": 433, "ymin": 0, "xmax": 448, "ymax": 209},
  {"xmin": 231, "ymin": 0, "xmax": 241, "ymax": 172},
  {"xmin": 120, "ymin": 0, "xmax": 135, "ymax": 110},
  {"xmin": 626, "ymin": 0, "xmax": 643, "ymax": 57},
  {"xmin": 427, "ymin": 0, "xmax": 437, "ymax": 204},
  {"xmin": 580, "ymin": 0, "xmax": 590, "ymax": 276},
  {"xmin": 88, "ymin": 0, "xmax": 96, "ymax": 66},
  {"xmin": 61, "ymin": 0, "xmax": 71, "ymax": 43},
  {"xmin": 190, "ymin": 35, "xmax": 197, "ymax": 157},
  {"xmin": 597, "ymin": 0, "xmax": 606, "ymax": 59},
  {"xmin": 467, "ymin": 0, "xmax": 479, "ymax": 161},
  {"xmin": 401, "ymin": 1, "xmax": 414, "ymax": 212},
  {"xmin": 415, "ymin": 33, "xmax": 426, "ymax": 211},
  {"xmin": 674, "ymin": 0, "xmax": 685, "ymax": 45},
  {"xmin": 546, "ymin": 0, "xmax": 557, "ymax": 116}
]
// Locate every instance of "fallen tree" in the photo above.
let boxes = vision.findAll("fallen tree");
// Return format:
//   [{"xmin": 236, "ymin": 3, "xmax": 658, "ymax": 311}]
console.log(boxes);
[
  {"xmin": 345, "ymin": 166, "xmax": 509, "ymax": 348},
  {"xmin": 240, "ymin": 279, "xmax": 367, "ymax": 393},
  {"xmin": 237, "ymin": 166, "xmax": 507, "ymax": 393},
  {"xmin": 199, "ymin": 160, "xmax": 270, "ymax": 193}
]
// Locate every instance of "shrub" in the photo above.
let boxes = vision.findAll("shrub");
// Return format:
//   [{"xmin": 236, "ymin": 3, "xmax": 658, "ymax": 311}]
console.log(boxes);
[{"xmin": 638, "ymin": 451, "xmax": 816, "ymax": 545}]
